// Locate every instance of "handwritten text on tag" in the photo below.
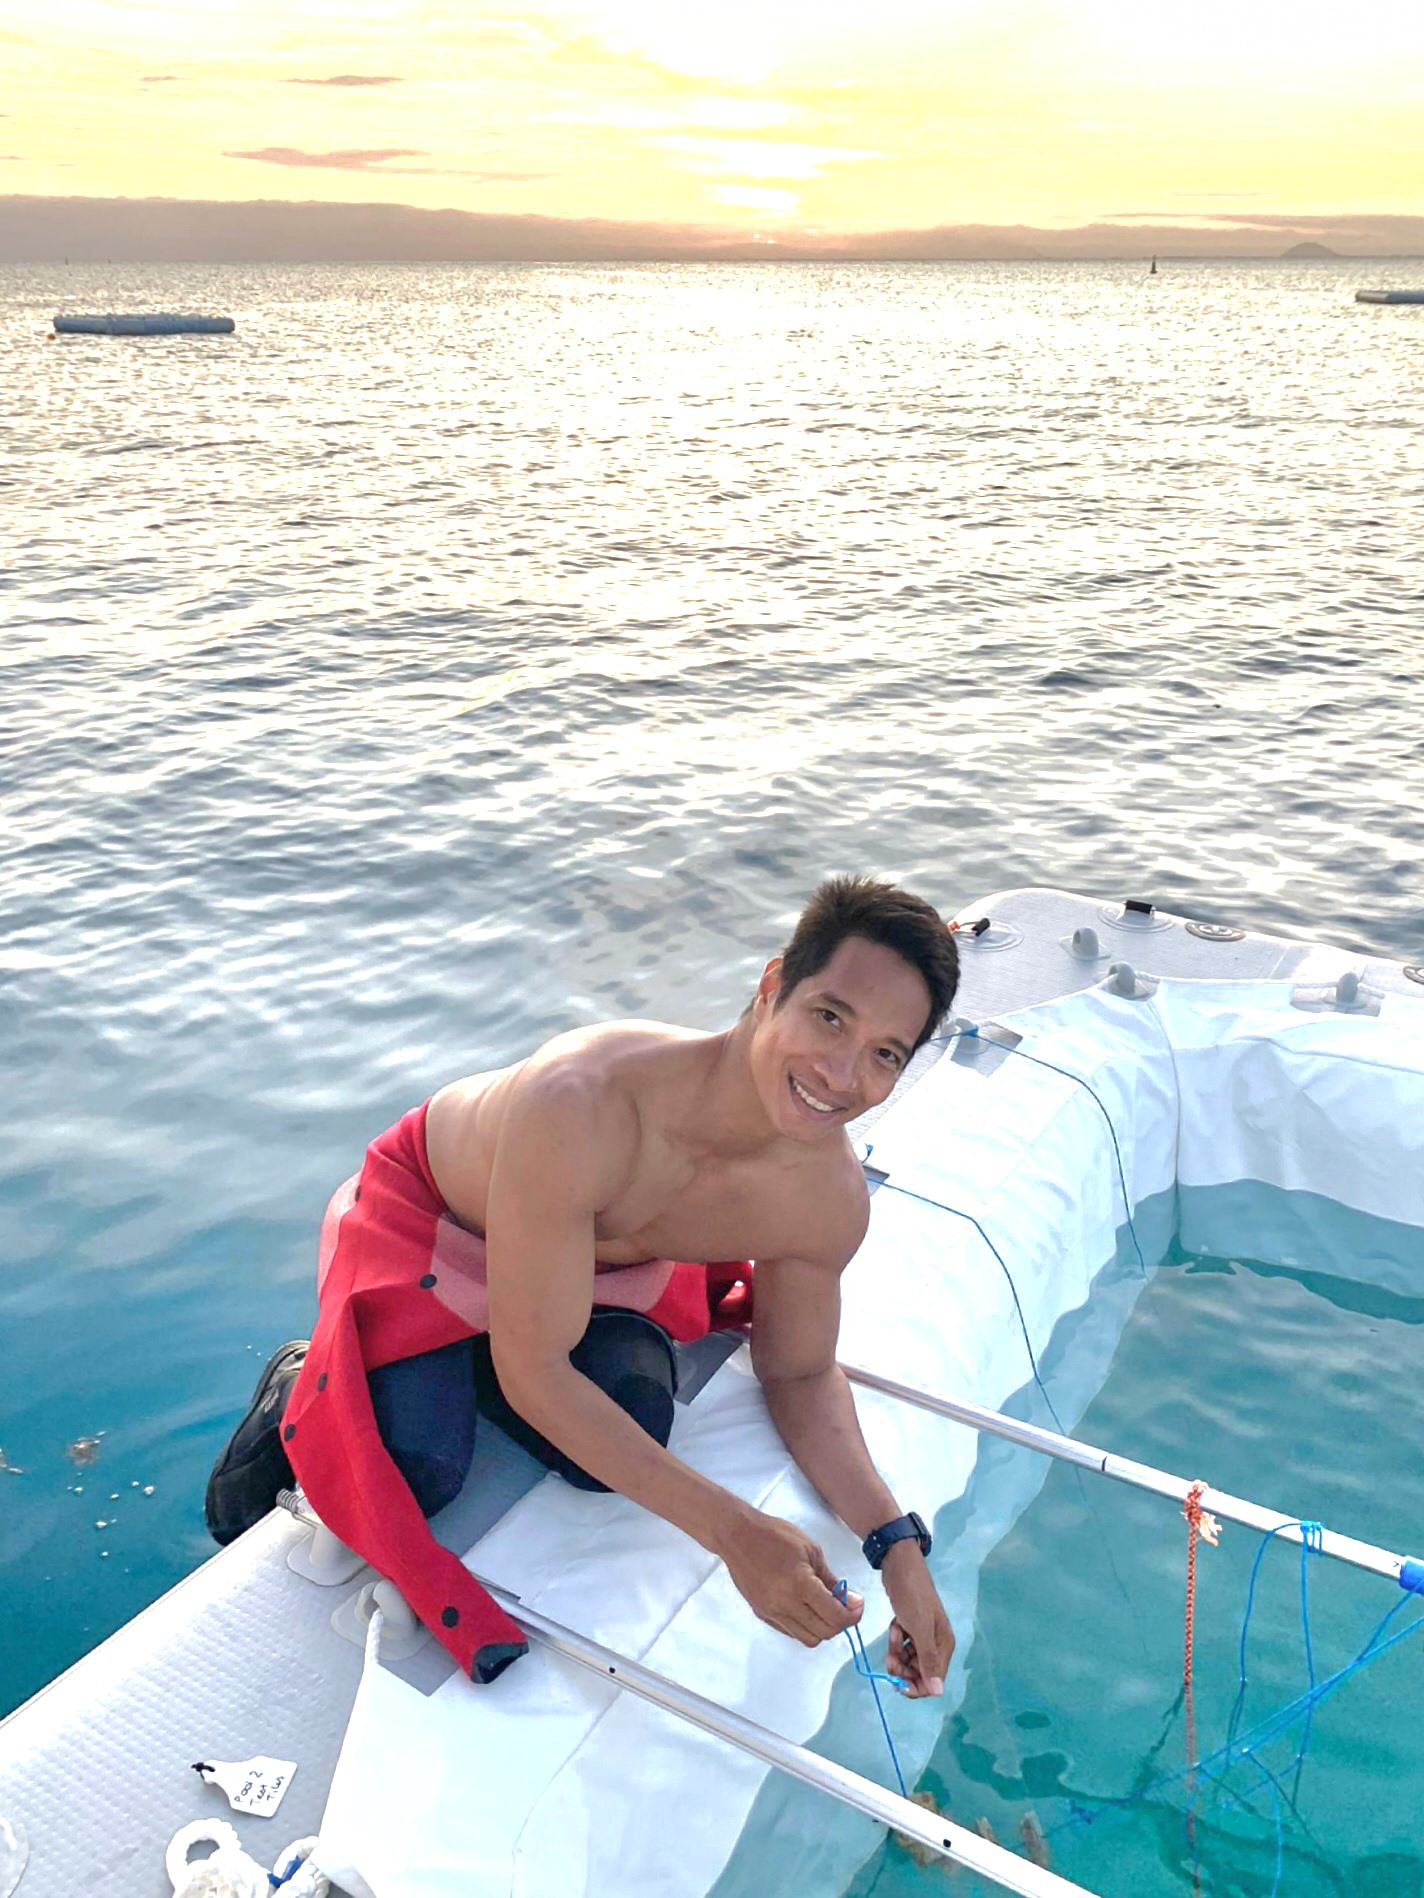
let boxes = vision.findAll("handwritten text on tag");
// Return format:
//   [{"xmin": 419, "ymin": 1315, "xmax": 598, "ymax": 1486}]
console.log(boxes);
[{"xmin": 193, "ymin": 1755, "xmax": 297, "ymax": 1818}]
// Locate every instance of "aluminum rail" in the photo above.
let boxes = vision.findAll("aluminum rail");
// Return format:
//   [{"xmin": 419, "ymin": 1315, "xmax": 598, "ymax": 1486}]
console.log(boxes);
[
  {"xmin": 472, "ymin": 1573, "xmax": 1096, "ymax": 1898},
  {"xmin": 840, "ymin": 1361, "xmax": 1419, "ymax": 1588}
]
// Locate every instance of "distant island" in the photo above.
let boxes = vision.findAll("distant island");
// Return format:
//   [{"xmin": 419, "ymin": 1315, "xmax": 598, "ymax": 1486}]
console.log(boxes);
[{"xmin": 3, "ymin": 195, "xmax": 1422, "ymax": 264}]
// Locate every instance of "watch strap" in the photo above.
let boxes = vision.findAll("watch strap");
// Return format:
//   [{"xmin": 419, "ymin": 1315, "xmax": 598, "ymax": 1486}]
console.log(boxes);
[{"xmin": 861, "ymin": 1511, "xmax": 931, "ymax": 1571}]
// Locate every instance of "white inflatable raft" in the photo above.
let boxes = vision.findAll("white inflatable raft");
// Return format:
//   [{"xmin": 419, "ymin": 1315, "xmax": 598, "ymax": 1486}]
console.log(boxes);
[{"xmin": 2, "ymin": 887, "xmax": 1422, "ymax": 1898}]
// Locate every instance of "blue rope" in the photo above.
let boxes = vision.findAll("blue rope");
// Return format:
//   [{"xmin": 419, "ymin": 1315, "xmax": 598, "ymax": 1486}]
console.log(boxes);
[
  {"xmin": 881, "ymin": 1019, "xmax": 1156, "ymax": 1433},
  {"xmin": 1223, "ymin": 1596, "xmax": 1419, "ymax": 1762},
  {"xmin": 1224, "ymin": 1521, "xmax": 1325, "ymax": 1765},
  {"xmin": 872, "ymin": 1175, "xmax": 1068, "ymax": 1434},
  {"xmin": 835, "ymin": 1579, "xmax": 910, "ymax": 1797},
  {"xmin": 930, "ymin": 1025, "xmax": 1149, "ymax": 1276},
  {"xmin": 1049, "ymin": 1555, "xmax": 1424, "ymax": 1851},
  {"xmin": 1057, "ymin": 1620, "xmax": 1406, "ymax": 1837},
  {"xmin": 985, "ymin": 1037, "xmax": 1149, "ymax": 1277},
  {"xmin": 1291, "ymin": 1522, "xmax": 1325, "ymax": 1797}
]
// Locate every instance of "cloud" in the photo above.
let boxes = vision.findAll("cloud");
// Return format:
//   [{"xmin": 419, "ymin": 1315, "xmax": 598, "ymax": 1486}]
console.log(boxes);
[
  {"xmin": 141, "ymin": 75, "xmax": 178, "ymax": 83},
  {"xmin": 712, "ymin": 184, "xmax": 799, "ymax": 215},
  {"xmin": 544, "ymin": 97, "xmax": 796, "ymax": 133},
  {"xmin": 287, "ymin": 75, "xmax": 403, "ymax": 88},
  {"xmin": 226, "ymin": 147, "xmax": 424, "ymax": 171},
  {"xmin": 1176, "ymin": 211, "xmax": 1384, "ymax": 228},
  {"xmin": 224, "ymin": 147, "xmax": 548, "ymax": 180},
  {"xmin": 657, "ymin": 136, "xmax": 882, "ymax": 182},
  {"xmin": 449, "ymin": 20, "xmax": 550, "ymax": 52},
  {"xmin": 1104, "ymin": 198, "xmax": 1268, "ymax": 217},
  {"xmin": 387, "ymin": 167, "xmax": 551, "ymax": 179}
]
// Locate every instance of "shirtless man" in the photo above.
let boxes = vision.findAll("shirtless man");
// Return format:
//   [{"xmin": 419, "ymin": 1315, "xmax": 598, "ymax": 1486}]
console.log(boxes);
[{"xmin": 207, "ymin": 875, "xmax": 959, "ymax": 1693}]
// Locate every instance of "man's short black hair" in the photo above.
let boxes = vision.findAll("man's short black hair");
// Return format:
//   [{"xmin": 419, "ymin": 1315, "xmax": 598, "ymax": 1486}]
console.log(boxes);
[{"xmin": 774, "ymin": 875, "xmax": 959, "ymax": 1054}]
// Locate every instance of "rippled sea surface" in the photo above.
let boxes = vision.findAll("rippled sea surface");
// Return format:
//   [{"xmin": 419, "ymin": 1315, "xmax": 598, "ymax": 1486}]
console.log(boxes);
[{"xmin": 2, "ymin": 258, "xmax": 1422, "ymax": 1715}]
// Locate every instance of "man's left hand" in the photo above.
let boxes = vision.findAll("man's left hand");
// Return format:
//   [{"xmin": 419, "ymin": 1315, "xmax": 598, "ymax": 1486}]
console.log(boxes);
[{"xmin": 881, "ymin": 1543, "xmax": 954, "ymax": 1697}]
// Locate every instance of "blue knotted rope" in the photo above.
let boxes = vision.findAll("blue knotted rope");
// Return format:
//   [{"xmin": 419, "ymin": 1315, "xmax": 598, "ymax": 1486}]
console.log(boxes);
[{"xmin": 835, "ymin": 1579, "xmax": 910, "ymax": 1797}]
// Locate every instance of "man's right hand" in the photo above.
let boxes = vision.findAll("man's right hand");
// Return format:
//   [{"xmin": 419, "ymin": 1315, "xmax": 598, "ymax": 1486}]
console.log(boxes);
[{"xmin": 721, "ymin": 1509, "xmax": 862, "ymax": 1647}]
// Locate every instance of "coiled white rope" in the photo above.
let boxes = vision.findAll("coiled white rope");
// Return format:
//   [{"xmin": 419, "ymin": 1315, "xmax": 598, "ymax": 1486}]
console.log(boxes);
[
  {"xmin": 166, "ymin": 1604, "xmax": 385, "ymax": 1898},
  {"xmin": 165, "ymin": 1818, "xmax": 330, "ymax": 1898}
]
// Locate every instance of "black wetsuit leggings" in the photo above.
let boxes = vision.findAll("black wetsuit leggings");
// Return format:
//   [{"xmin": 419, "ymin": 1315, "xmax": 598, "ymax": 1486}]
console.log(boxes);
[{"xmin": 367, "ymin": 1307, "xmax": 679, "ymax": 1519}]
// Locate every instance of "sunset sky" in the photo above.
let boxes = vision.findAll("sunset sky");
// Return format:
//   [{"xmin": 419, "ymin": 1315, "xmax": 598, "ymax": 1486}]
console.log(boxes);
[{"xmin": 6, "ymin": 0, "xmax": 1423, "ymax": 232}]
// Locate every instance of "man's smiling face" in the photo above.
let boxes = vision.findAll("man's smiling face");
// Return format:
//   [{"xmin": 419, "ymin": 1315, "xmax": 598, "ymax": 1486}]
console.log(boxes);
[{"xmin": 750, "ymin": 934, "xmax": 932, "ymax": 1142}]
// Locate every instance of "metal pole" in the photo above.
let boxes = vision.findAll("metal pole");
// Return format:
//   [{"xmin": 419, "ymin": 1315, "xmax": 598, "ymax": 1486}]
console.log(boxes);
[
  {"xmin": 840, "ymin": 1361, "xmax": 1416, "ymax": 1587},
  {"xmin": 473, "ymin": 1574, "xmax": 1097, "ymax": 1898}
]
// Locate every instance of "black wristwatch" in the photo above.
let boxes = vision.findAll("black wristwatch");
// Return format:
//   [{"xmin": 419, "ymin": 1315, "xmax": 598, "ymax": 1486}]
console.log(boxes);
[{"xmin": 862, "ymin": 1511, "xmax": 932, "ymax": 1570}]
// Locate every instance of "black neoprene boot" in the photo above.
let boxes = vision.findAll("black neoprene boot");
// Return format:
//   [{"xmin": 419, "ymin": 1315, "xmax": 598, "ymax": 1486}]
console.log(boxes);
[{"xmin": 204, "ymin": 1339, "xmax": 309, "ymax": 1545}]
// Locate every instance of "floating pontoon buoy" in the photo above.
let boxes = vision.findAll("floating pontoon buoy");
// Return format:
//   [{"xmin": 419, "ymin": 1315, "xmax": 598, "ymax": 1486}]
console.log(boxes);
[
  {"xmin": 52, "ymin": 314, "xmax": 236, "ymax": 336},
  {"xmin": 1354, "ymin": 290, "xmax": 1424, "ymax": 305}
]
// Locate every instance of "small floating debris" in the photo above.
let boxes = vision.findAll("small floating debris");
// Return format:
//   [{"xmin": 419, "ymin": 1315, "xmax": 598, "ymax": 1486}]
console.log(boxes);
[
  {"xmin": 52, "ymin": 313, "xmax": 236, "ymax": 336},
  {"xmin": 1018, "ymin": 1811, "xmax": 1051, "ymax": 1869},
  {"xmin": 892, "ymin": 1794, "xmax": 1050, "ymax": 1873},
  {"xmin": 0, "ymin": 1447, "xmax": 24, "ymax": 1475},
  {"xmin": 66, "ymin": 1435, "xmax": 103, "ymax": 1466},
  {"xmin": 895, "ymin": 1790, "xmax": 950, "ymax": 1867},
  {"xmin": 1354, "ymin": 289, "xmax": 1424, "ymax": 305}
]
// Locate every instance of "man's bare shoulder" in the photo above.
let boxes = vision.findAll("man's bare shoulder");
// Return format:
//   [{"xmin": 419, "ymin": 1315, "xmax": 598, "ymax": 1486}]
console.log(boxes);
[
  {"xmin": 780, "ymin": 1138, "xmax": 871, "ymax": 1274},
  {"xmin": 526, "ymin": 1016, "xmax": 705, "ymax": 1069},
  {"xmin": 429, "ymin": 1021, "xmax": 726, "ymax": 1231},
  {"xmin": 515, "ymin": 1018, "xmax": 711, "ymax": 1107}
]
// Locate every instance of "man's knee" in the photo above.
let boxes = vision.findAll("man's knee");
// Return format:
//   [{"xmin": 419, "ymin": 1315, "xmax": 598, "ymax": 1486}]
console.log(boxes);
[
  {"xmin": 368, "ymin": 1337, "xmax": 478, "ymax": 1519},
  {"xmin": 559, "ymin": 1310, "xmax": 678, "ymax": 1489},
  {"xmin": 392, "ymin": 1449, "xmax": 470, "ymax": 1518}
]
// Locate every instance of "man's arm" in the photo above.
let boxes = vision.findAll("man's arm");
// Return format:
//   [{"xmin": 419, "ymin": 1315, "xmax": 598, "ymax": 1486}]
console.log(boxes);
[
  {"xmin": 751, "ymin": 1251, "xmax": 955, "ymax": 1695},
  {"xmin": 483, "ymin": 1067, "xmax": 858, "ymax": 1649}
]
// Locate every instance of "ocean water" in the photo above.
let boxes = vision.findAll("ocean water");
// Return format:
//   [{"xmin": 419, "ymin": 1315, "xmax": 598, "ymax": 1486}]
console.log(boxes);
[{"xmin": 2, "ymin": 257, "xmax": 1423, "ymax": 1719}]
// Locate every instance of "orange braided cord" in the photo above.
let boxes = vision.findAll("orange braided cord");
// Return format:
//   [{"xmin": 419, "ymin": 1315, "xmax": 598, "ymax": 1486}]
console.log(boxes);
[{"xmin": 1181, "ymin": 1477, "xmax": 1223, "ymax": 1892}]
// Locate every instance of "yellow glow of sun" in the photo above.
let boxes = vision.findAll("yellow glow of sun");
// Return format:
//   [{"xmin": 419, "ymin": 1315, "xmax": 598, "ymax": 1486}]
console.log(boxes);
[{"xmin": 4, "ymin": 0, "xmax": 1422, "ymax": 235}]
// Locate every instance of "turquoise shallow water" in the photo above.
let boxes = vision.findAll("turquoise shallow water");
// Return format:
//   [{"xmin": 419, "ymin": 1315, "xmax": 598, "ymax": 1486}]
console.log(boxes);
[
  {"xmin": 2, "ymin": 258, "xmax": 1423, "ymax": 1719},
  {"xmin": 889, "ymin": 1261, "xmax": 1424, "ymax": 1897},
  {"xmin": 777, "ymin": 1192, "xmax": 1424, "ymax": 1898}
]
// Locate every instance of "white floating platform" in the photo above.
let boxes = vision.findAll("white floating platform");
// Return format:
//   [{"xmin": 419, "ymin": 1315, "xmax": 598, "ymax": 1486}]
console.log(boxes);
[
  {"xmin": 2, "ymin": 887, "xmax": 1423, "ymax": 1898},
  {"xmin": 52, "ymin": 314, "xmax": 236, "ymax": 336}
]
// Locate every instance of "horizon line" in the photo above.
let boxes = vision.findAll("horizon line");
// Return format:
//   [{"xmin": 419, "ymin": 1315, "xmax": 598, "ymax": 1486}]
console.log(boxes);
[{"xmin": 3, "ymin": 193, "xmax": 1423, "ymax": 265}]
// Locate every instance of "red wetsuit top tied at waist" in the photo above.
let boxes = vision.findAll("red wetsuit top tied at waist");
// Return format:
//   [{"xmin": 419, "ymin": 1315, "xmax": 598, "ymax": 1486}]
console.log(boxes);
[{"xmin": 282, "ymin": 1103, "xmax": 754, "ymax": 1683}]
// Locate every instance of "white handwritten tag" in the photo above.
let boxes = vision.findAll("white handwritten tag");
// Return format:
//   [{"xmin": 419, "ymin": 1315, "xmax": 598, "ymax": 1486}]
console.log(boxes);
[{"xmin": 194, "ymin": 1755, "xmax": 297, "ymax": 1818}]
